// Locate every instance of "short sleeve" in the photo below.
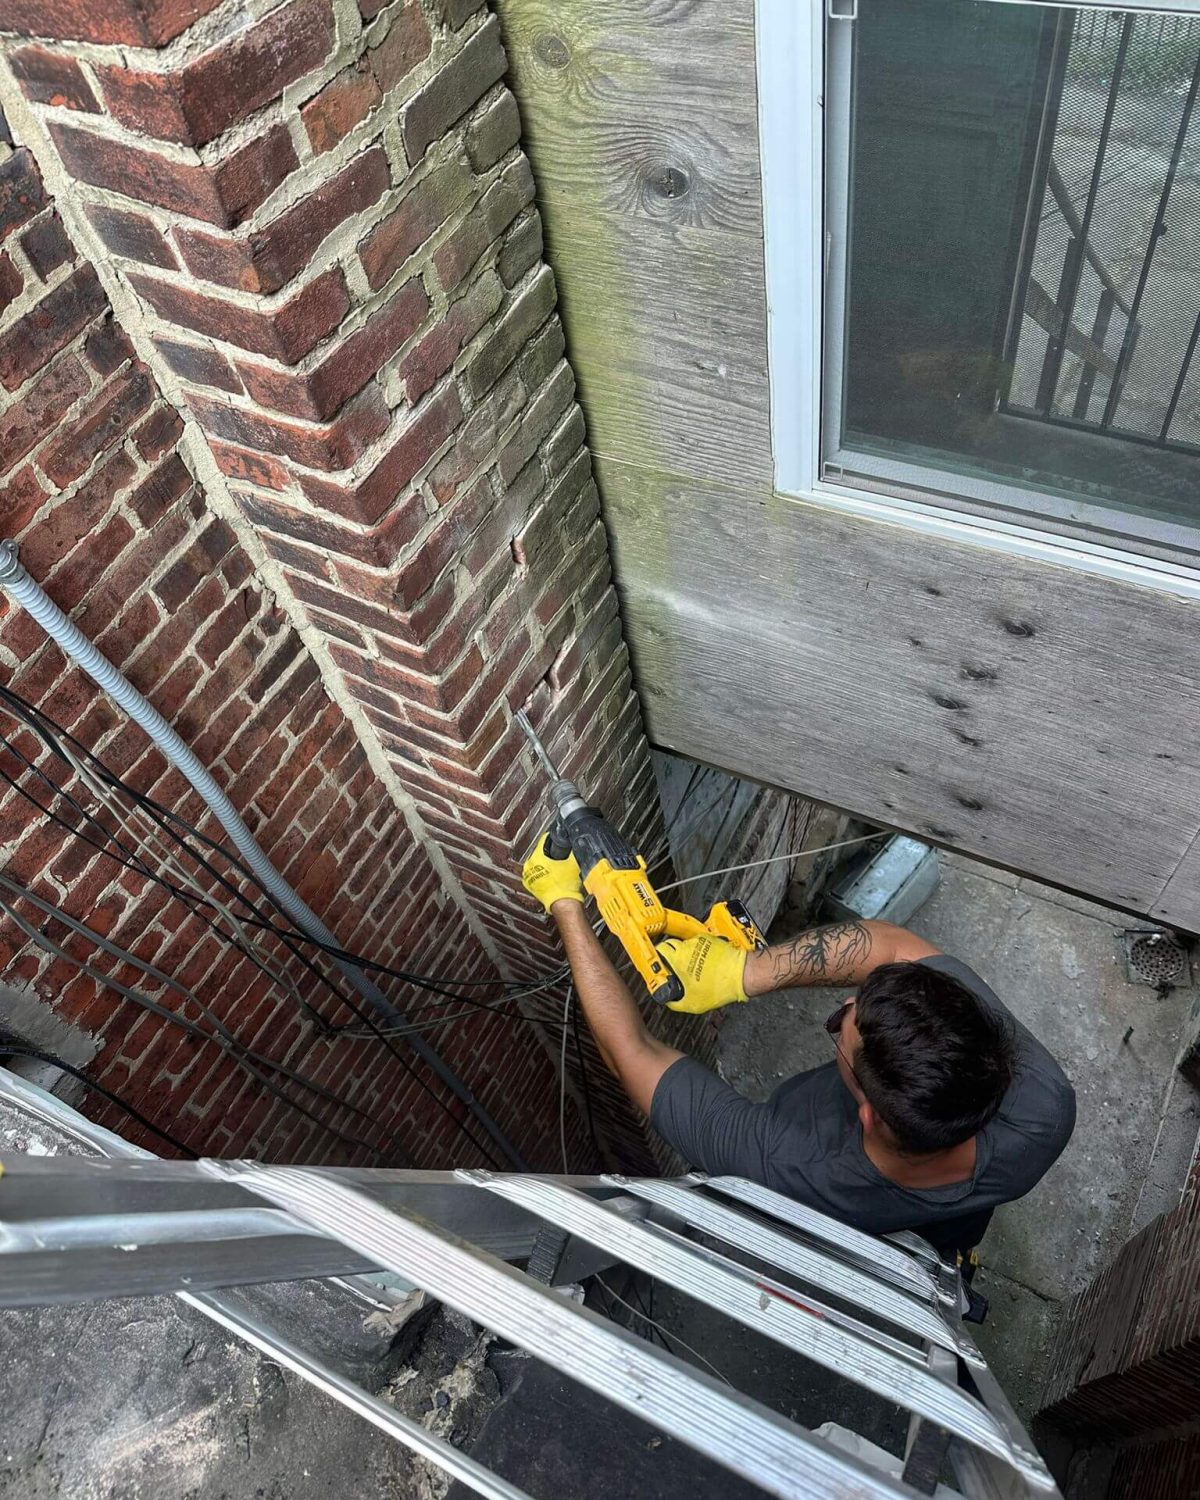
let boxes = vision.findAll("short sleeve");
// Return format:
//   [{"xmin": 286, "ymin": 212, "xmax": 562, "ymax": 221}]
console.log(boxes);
[{"xmin": 649, "ymin": 1056, "xmax": 777, "ymax": 1177}]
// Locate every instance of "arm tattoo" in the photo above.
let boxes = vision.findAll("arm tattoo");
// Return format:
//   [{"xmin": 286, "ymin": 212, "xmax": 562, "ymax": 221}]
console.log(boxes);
[{"xmin": 766, "ymin": 921, "xmax": 874, "ymax": 988}]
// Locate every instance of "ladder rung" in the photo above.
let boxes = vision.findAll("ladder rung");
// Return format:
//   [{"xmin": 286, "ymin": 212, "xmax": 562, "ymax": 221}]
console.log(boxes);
[
  {"xmin": 464, "ymin": 1172, "xmax": 1049, "ymax": 1486},
  {"xmin": 701, "ymin": 1176, "xmax": 952, "ymax": 1302},
  {"xmin": 608, "ymin": 1177, "xmax": 980, "ymax": 1364},
  {"xmin": 214, "ymin": 1160, "xmax": 913, "ymax": 1500}
]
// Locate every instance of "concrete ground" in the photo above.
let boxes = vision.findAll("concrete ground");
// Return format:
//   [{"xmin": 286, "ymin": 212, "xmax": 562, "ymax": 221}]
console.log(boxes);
[{"xmin": 710, "ymin": 850, "xmax": 1200, "ymax": 1425}]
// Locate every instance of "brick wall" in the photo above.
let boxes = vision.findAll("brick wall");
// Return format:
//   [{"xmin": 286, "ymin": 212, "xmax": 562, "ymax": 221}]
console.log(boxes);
[
  {"xmin": 0, "ymin": 0, "xmax": 683, "ymax": 1170},
  {"xmin": 1038, "ymin": 1161, "xmax": 1200, "ymax": 1491}
]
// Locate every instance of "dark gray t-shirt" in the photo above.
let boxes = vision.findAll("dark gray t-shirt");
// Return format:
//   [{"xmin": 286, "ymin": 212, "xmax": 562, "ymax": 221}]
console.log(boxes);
[{"xmin": 650, "ymin": 956, "xmax": 1075, "ymax": 1244}]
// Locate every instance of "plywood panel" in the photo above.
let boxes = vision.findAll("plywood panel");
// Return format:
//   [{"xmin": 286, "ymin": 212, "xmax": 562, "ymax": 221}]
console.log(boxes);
[
  {"xmin": 599, "ymin": 456, "xmax": 1200, "ymax": 920},
  {"xmin": 496, "ymin": 0, "xmax": 772, "ymax": 487}
]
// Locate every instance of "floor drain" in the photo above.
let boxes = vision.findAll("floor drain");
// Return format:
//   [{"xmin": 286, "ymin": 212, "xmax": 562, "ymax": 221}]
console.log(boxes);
[{"xmin": 1122, "ymin": 930, "xmax": 1192, "ymax": 988}]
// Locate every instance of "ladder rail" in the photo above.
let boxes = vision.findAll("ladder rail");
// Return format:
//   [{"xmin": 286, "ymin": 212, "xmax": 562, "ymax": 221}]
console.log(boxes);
[
  {"xmin": 213, "ymin": 1159, "xmax": 916, "ymax": 1500},
  {"xmin": 463, "ymin": 1172, "xmax": 1045, "ymax": 1484}
]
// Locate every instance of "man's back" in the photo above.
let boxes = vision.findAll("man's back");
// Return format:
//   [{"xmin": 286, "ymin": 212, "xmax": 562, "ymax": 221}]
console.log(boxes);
[{"xmin": 650, "ymin": 955, "xmax": 1076, "ymax": 1256}]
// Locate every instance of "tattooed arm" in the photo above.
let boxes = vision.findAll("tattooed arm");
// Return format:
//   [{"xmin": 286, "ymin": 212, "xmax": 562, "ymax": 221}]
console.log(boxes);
[{"xmin": 742, "ymin": 920, "xmax": 940, "ymax": 995}]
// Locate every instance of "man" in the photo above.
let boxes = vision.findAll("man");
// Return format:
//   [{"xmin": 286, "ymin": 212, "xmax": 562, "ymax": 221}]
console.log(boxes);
[{"xmin": 522, "ymin": 838, "xmax": 1075, "ymax": 1258}]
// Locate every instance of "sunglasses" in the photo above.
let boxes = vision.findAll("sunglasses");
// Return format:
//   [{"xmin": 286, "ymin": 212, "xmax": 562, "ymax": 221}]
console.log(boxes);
[{"xmin": 825, "ymin": 999, "xmax": 863, "ymax": 1089}]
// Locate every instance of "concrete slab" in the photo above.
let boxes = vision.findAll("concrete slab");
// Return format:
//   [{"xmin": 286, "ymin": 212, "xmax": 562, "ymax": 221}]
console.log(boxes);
[{"xmin": 714, "ymin": 849, "xmax": 1198, "ymax": 1418}]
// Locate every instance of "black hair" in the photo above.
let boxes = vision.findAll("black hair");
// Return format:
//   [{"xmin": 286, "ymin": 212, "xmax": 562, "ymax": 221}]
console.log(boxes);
[{"xmin": 852, "ymin": 962, "xmax": 1015, "ymax": 1154}]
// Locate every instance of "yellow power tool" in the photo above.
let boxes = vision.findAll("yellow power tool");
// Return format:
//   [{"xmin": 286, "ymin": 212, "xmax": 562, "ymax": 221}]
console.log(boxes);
[{"xmin": 516, "ymin": 711, "xmax": 766, "ymax": 1005}]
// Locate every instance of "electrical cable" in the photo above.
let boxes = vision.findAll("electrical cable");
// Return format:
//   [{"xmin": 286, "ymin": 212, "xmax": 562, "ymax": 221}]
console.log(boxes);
[
  {"xmin": 655, "ymin": 833, "xmax": 887, "ymax": 896},
  {"xmin": 594, "ymin": 1275, "xmax": 732, "ymax": 1386},
  {"xmin": 0, "ymin": 881, "xmax": 388, "ymax": 1162},
  {"xmin": 0, "ymin": 1043, "xmax": 197, "ymax": 1158}
]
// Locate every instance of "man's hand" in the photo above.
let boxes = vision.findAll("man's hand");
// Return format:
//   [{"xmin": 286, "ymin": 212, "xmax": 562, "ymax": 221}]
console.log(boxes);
[
  {"xmin": 521, "ymin": 833, "xmax": 584, "ymax": 913},
  {"xmin": 657, "ymin": 934, "xmax": 749, "ymax": 1014}
]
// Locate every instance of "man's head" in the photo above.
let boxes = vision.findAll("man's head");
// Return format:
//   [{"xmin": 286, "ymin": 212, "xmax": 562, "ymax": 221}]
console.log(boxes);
[{"xmin": 831, "ymin": 962, "xmax": 1015, "ymax": 1155}]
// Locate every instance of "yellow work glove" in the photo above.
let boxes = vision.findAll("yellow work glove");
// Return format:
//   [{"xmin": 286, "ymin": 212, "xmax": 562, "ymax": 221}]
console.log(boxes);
[
  {"xmin": 521, "ymin": 832, "xmax": 584, "ymax": 913},
  {"xmin": 657, "ymin": 934, "xmax": 749, "ymax": 1014}
]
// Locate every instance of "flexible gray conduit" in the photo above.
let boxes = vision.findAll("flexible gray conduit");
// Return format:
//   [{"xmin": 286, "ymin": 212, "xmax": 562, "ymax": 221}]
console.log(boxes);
[{"xmin": 0, "ymin": 541, "xmax": 526, "ymax": 1169}]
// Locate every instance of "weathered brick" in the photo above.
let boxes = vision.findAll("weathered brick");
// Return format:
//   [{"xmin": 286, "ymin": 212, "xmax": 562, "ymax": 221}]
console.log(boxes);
[
  {"xmin": 0, "ymin": 0, "xmax": 224, "ymax": 46},
  {"xmin": 434, "ymin": 156, "xmax": 534, "ymax": 292},
  {"xmin": 85, "ymin": 316, "xmax": 135, "ymax": 375},
  {"xmin": 294, "ymin": 382, "xmax": 462, "ymax": 524},
  {"xmin": 0, "ymin": 149, "xmax": 46, "ymax": 244},
  {"xmin": 174, "ymin": 147, "xmax": 389, "ymax": 295},
  {"xmin": 520, "ymin": 314, "xmax": 565, "ymax": 391},
  {"xmin": 466, "ymin": 89, "xmax": 521, "ymax": 173},
  {"xmin": 189, "ymin": 383, "xmax": 389, "ymax": 471},
  {"xmin": 402, "ymin": 16, "xmax": 506, "ymax": 164},
  {"xmin": 358, "ymin": 158, "xmax": 472, "ymax": 291},
  {"xmin": 11, "ymin": 46, "xmax": 100, "ymax": 112},
  {"xmin": 545, "ymin": 405, "xmax": 587, "ymax": 477},
  {"xmin": 238, "ymin": 276, "xmax": 428, "ymax": 421},
  {"xmin": 40, "ymin": 365, "xmax": 154, "ymax": 486},
  {"xmin": 466, "ymin": 263, "xmax": 556, "ymax": 399},
  {"xmin": 129, "ymin": 453, "xmax": 192, "ymax": 524},
  {"xmin": 96, "ymin": 1, "xmax": 335, "ymax": 148},
  {"xmin": 0, "ymin": 251, "xmax": 22, "ymax": 309},
  {"xmin": 434, "ymin": 0, "xmax": 485, "ymax": 32},
  {"xmin": 0, "ymin": 354, "xmax": 90, "ymax": 477},
  {"xmin": 430, "ymin": 366, "xmax": 524, "ymax": 502},
  {"xmin": 0, "ymin": 263, "xmax": 106, "ymax": 391},
  {"xmin": 135, "ymin": 404, "xmax": 184, "ymax": 461},
  {"xmin": 497, "ymin": 361, "xmax": 573, "ymax": 484},
  {"xmin": 301, "ymin": 60, "xmax": 381, "ymax": 155},
  {"xmin": 20, "ymin": 214, "xmax": 73, "ymax": 280},
  {"xmin": 154, "ymin": 335, "xmax": 242, "ymax": 394},
  {"xmin": 85, "ymin": 202, "xmax": 179, "ymax": 270},
  {"xmin": 238, "ymin": 484, "xmax": 424, "ymax": 566},
  {"xmin": 50, "ymin": 121, "xmax": 297, "ymax": 229},
  {"xmin": 130, "ymin": 266, "xmax": 349, "ymax": 363},
  {"xmin": 369, "ymin": 1, "xmax": 431, "ymax": 91},
  {"xmin": 211, "ymin": 441, "xmax": 291, "ymax": 491},
  {"xmin": 401, "ymin": 269, "xmax": 502, "ymax": 402},
  {"xmin": 18, "ymin": 450, "xmax": 136, "ymax": 579},
  {"xmin": 498, "ymin": 210, "xmax": 542, "ymax": 289}
]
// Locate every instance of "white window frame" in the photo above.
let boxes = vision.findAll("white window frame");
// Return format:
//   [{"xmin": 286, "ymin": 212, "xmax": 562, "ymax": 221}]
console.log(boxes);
[{"xmin": 757, "ymin": 0, "xmax": 1200, "ymax": 601}]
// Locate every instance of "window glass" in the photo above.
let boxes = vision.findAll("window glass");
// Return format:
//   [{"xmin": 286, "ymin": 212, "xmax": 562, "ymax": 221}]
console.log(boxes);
[{"xmin": 830, "ymin": 0, "xmax": 1200, "ymax": 547}]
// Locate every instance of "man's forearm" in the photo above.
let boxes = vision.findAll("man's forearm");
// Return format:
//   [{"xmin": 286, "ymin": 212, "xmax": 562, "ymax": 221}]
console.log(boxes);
[
  {"xmin": 551, "ymin": 902, "xmax": 681, "ymax": 1111},
  {"xmin": 743, "ymin": 918, "xmax": 890, "ymax": 994}
]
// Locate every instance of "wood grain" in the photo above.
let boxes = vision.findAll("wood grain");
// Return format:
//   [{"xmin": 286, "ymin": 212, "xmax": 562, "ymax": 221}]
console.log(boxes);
[
  {"xmin": 495, "ymin": 0, "xmax": 773, "ymax": 488},
  {"xmin": 599, "ymin": 455, "xmax": 1200, "ymax": 920}
]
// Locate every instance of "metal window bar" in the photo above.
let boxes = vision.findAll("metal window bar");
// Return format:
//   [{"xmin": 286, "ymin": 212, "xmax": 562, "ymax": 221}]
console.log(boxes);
[{"xmin": 0, "ymin": 1068, "xmax": 1060, "ymax": 1499}]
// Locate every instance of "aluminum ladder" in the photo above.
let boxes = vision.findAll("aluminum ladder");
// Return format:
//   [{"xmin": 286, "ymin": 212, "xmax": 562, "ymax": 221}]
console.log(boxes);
[{"xmin": 0, "ymin": 1067, "xmax": 1059, "ymax": 1500}]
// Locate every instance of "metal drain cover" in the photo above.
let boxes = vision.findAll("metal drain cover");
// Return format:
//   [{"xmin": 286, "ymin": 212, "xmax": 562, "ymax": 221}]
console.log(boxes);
[{"xmin": 1122, "ymin": 929, "xmax": 1192, "ymax": 988}]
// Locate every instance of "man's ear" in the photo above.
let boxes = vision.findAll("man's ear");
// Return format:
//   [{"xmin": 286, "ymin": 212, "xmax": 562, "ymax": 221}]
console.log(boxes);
[{"xmin": 858, "ymin": 1099, "xmax": 875, "ymax": 1136}]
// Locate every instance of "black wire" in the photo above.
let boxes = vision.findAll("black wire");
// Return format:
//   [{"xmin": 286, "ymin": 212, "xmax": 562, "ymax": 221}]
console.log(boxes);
[
  {"xmin": 0, "ymin": 1042, "xmax": 198, "ymax": 1157},
  {"xmin": 0, "ymin": 713, "xmax": 504, "ymax": 1168},
  {"xmin": 570, "ymin": 987, "xmax": 603, "ymax": 1162}
]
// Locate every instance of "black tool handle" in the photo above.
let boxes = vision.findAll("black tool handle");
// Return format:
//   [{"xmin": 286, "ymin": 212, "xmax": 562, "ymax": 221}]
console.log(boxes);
[{"xmin": 545, "ymin": 818, "xmax": 573, "ymax": 861}]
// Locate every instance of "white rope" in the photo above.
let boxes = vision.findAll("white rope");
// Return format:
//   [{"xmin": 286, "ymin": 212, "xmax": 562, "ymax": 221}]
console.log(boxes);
[{"xmin": 655, "ymin": 833, "xmax": 887, "ymax": 896}]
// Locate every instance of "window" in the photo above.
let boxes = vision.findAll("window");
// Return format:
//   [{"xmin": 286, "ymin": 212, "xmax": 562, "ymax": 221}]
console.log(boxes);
[{"xmin": 761, "ymin": 0, "xmax": 1200, "ymax": 580}]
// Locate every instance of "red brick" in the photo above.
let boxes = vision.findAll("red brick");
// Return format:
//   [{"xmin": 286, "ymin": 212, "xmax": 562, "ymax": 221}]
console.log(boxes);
[
  {"xmin": 130, "ymin": 266, "xmax": 349, "ymax": 364},
  {"xmin": 85, "ymin": 202, "xmax": 179, "ymax": 270},
  {"xmin": 296, "ymin": 383, "xmax": 462, "ymax": 523},
  {"xmin": 11, "ymin": 46, "xmax": 99, "ymax": 111},
  {"xmin": 369, "ymin": 1, "xmax": 431, "ymax": 92},
  {"xmin": 0, "ymin": 250, "xmax": 22, "ymax": 309},
  {"xmin": 0, "ymin": 149, "xmax": 46, "ymax": 244},
  {"xmin": 129, "ymin": 453, "xmax": 192, "ymax": 525},
  {"xmin": 134, "ymin": 404, "xmax": 184, "ymax": 461},
  {"xmin": 401, "ymin": 270, "xmax": 501, "ymax": 402},
  {"xmin": 188, "ymin": 383, "xmax": 390, "ymax": 471},
  {"xmin": 0, "ymin": 353, "xmax": 90, "ymax": 476},
  {"xmin": 85, "ymin": 316, "xmax": 135, "ymax": 375},
  {"xmin": 153, "ymin": 335, "xmax": 242, "ymax": 394},
  {"xmin": 237, "ymin": 485, "xmax": 424, "ymax": 566},
  {"xmin": 211, "ymin": 441, "xmax": 291, "ymax": 492},
  {"xmin": 0, "ymin": 0, "xmax": 224, "ymax": 47},
  {"xmin": 238, "ymin": 277, "xmax": 429, "ymax": 421},
  {"xmin": 358, "ymin": 159, "xmax": 472, "ymax": 291},
  {"xmin": 19, "ymin": 451, "xmax": 136, "ymax": 579},
  {"xmin": 302, "ymin": 60, "xmax": 381, "ymax": 155},
  {"xmin": 19, "ymin": 213, "xmax": 73, "ymax": 281},
  {"xmin": 0, "ymin": 467, "xmax": 47, "ymax": 544},
  {"xmin": 39, "ymin": 366, "xmax": 154, "ymax": 486},
  {"xmin": 96, "ymin": 1, "xmax": 335, "ymax": 148},
  {"xmin": 50, "ymin": 121, "xmax": 296, "ymax": 229},
  {"xmin": 175, "ymin": 147, "xmax": 390, "ymax": 296},
  {"xmin": 401, "ymin": 15, "xmax": 506, "ymax": 164},
  {"xmin": 0, "ymin": 264, "xmax": 106, "ymax": 391}
]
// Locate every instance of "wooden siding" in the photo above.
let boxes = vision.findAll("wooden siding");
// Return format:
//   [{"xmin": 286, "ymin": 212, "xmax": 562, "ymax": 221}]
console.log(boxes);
[{"xmin": 496, "ymin": 0, "xmax": 1200, "ymax": 930}]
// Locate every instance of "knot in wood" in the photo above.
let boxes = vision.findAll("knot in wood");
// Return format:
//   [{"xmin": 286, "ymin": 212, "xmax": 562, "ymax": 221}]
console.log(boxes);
[
  {"xmin": 535, "ymin": 33, "xmax": 571, "ymax": 69},
  {"xmin": 648, "ymin": 165, "xmax": 690, "ymax": 200}
]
